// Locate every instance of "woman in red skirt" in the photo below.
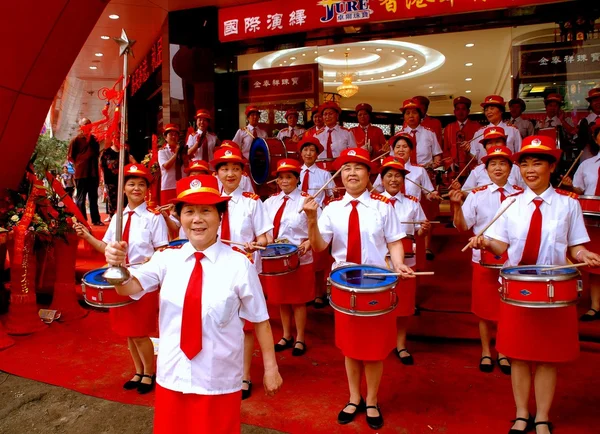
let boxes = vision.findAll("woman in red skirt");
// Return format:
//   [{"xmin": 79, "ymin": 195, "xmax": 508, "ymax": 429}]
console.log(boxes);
[
  {"xmin": 450, "ymin": 144, "xmax": 520, "ymax": 374},
  {"xmin": 263, "ymin": 159, "xmax": 316, "ymax": 356},
  {"xmin": 304, "ymin": 148, "xmax": 413, "ymax": 430},
  {"xmin": 74, "ymin": 164, "xmax": 169, "ymax": 394},
  {"xmin": 469, "ymin": 135, "xmax": 600, "ymax": 434},
  {"xmin": 104, "ymin": 174, "xmax": 282, "ymax": 433}
]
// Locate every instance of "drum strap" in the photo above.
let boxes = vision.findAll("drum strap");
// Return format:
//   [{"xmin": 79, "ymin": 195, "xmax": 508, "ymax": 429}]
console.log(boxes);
[
  {"xmin": 181, "ymin": 252, "xmax": 205, "ymax": 360},
  {"xmin": 520, "ymin": 198, "xmax": 543, "ymax": 265}
]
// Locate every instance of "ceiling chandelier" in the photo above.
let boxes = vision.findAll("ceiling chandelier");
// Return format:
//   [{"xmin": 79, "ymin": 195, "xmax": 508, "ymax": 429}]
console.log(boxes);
[{"xmin": 336, "ymin": 53, "xmax": 359, "ymax": 98}]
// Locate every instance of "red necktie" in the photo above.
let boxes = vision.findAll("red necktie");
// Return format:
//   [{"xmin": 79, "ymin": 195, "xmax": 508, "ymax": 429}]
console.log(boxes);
[
  {"xmin": 326, "ymin": 129, "xmax": 333, "ymax": 159},
  {"xmin": 594, "ymin": 166, "xmax": 600, "ymax": 196},
  {"xmin": 520, "ymin": 198, "xmax": 543, "ymax": 265},
  {"xmin": 199, "ymin": 131, "xmax": 208, "ymax": 161},
  {"xmin": 181, "ymin": 252, "xmax": 205, "ymax": 360},
  {"xmin": 122, "ymin": 211, "xmax": 135, "ymax": 262},
  {"xmin": 301, "ymin": 170, "xmax": 310, "ymax": 193},
  {"xmin": 389, "ymin": 198, "xmax": 396, "ymax": 208},
  {"xmin": 498, "ymin": 187, "xmax": 506, "ymax": 202},
  {"xmin": 221, "ymin": 206, "xmax": 231, "ymax": 244},
  {"xmin": 346, "ymin": 200, "xmax": 362, "ymax": 264},
  {"xmin": 272, "ymin": 196, "xmax": 289, "ymax": 240},
  {"xmin": 409, "ymin": 129, "xmax": 417, "ymax": 164}
]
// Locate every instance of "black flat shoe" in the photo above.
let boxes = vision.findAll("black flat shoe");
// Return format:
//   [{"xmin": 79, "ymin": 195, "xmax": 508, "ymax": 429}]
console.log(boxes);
[
  {"xmin": 534, "ymin": 421, "xmax": 553, "ymax": 433},
  {"xmin": 395, "ymin": 348, "xmax": 414, "ymax": 365},
  {"xmin": 425, "ymin": 249, "xmax": 435, "ymax": 260},
  {"xmin": 137, "ymin": 374, "xmax": 156, "ymax": 394},
  {"xmin": 292, "ymin": 341, "xmax": 306, "ymax": 357},
  {"xmin": 479, "ymin": 356, "xmax": 494, "ymax": 373},
  {"xmin": 580, "ymin": 308, "xmax": 600, "ymax": 322},
  {"xmin": 337, "ymin": 398, "xmax": 365, "ymax": 425},
  {"xmin": 314, "ymin": 297, "xmax": 327, "ymax": 309},
  {"xmin": 241, "ymin": 380, "xmax": 252, "ymax": 400},
  {"xmin": 274, "ymin": 336, "xmax": 294, "ymax": 352},
  {"xmin": 365, "ymin": 404, "xmax": 384, "ymax": 430},
  {"xmin": 508, "ymin": 415, "xmax": 534, "ymax": 433},
  {"xmin": 92, "ymin": 221, "xmax": 105, "ymax": 226},
  {"xmin": 123, "ymin": 373, "xmax": 142, "ymax": 390},
  {"xmin": 497, "ymin": 356, "xmax": 512, "ymax": 375}
]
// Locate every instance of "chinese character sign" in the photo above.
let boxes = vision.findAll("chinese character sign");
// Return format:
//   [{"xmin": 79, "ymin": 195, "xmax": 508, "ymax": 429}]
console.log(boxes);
[
  {"xmin": 238, "ymin": 64, "xmax": 322, "ymax": 103},
  {"xmin": 131, "ymin": 37, "xmax": 163, "ymax": 96},
  {"xmin": 518, "ymin": 42, "xmax": 600, "ymax": 81},
  {"xmin": 218, "ymin": 0, "xmax": 560, "ymax": 42}
]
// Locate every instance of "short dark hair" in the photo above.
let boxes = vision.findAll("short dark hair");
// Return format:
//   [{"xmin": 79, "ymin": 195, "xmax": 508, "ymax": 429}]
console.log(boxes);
[
  {"xmin": 392, "ymin": 137, "xmax": 414, "ymax": 150},
  {"xmin": 124, "ymin": 175, "xmax": 149, "ymax": 187},
  {"xmin": 381, "ymin": 166, "xmax": 405, "ymax": 178},
  {"xmin": 484, "ymin": 157, "xmax": 512, "ymax": 169},
  {"xmin": 215, "ymin": 161, "xmax": 244, "ymax": 172},
  {"xmin": 174, "ymin": 201, "xmax": 228, "ymax": 217},
  {"xmin": 517, "ymin": 153, "xmax": 556, "ymax": 164}
]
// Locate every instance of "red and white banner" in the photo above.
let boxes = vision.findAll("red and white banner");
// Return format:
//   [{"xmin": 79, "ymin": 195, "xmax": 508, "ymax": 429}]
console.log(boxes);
[{"xmin": 218, "ymin": 0, "xmax": 563, "ymax": 43}]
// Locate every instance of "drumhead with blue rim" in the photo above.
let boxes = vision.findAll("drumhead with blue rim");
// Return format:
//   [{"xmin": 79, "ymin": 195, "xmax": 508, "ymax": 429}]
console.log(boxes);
[
  {"xmin": 330, "ymin": 265, "xmax": 397, "ymax": 289},
  {"xmin": 169, "ymin": 239, "xmax": 189, "ymax": 247},
  {"xmin": 83, "ymin": 268, "xmax": 111, "ymax": 287},
  {"xmin": 502, "ymin": 265, "xmax": 577, "ymax": 276},
  {"xmin": 249, "ymin": 138, "xmax": 269, "ymax": 185},
  {"xmin": 261, "ymin": 243, "xmax": 298, "ymax": 258}
]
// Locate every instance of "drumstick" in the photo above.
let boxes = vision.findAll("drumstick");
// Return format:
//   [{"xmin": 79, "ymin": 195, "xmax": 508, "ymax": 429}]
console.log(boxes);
[
  {"xmin": 400, "ymin": 221, "xmax": 441, "ymax": 224},
  {"xmin": 363, "ymin": 272, "xmax": 435, "ymax": 277},
  {"xmin": 308, "ymin": 186, "xmax": 345, "ymax": 191},
  {"xmin": 557, "ymin": 150, "xmax": 584, "ymax": 188},
  {"xmin": 298, "ymin": 166, "xmax": 344, "ymax": 213},
  {"xmin": 543, "ymin": 262, "xmax": 587, "ymax": 271},
  {"xmin": 266, "ymin": 178, "xmax": 278, "ymax": 184},
  {"xmin": 452, "ymin": 155, "xmax": 476, "ymax": 181},
  {"xmin": 405, "ymin": 177, "xmax": 433, "ymax": 195},
  {"xmin": 220, "ymin": 239, "xmax": 267, "ymax": 250},
  {"xmin": 461, "ymin": 197, "xmax": 516, "ymax": 252},
  {"xmin": 371, "ymin": 150, "xmax": 390, "ymax": 161},
  {"xmin": 441, "ymin": 183, "xmax": 493, "ymax": 198}
]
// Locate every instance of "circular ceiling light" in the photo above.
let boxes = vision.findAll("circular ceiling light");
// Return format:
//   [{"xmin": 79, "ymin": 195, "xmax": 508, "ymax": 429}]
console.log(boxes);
[
  {"xmin": 100, "ymin": 35, "xmax": 110, "ymax": 40},
  {"xmin": 465, "ymin": 77, "xmax": 473, "ymax": 81},
  {"xmin": 465, "ymin": 62, "xmax": 473, "ymax": 66},
  {"xmin": 328, "ymin": 48, "xmax": 335, "ymax": 52},
  {"xmin": 316, "ymin": 54, "xmax": 380, "ymax": 67},
  {"xmin": 290, "ymin": 56, "xmax": 296, "ymax": 60},
  {"xmin": 465, "ymin": 90, "xmax": 472, "ymax": 93},
  {"xmin": 95, "ymin": 53, "xmax": 103, "ymax": 57},
  {"xmin": 407, "ymin": 55, "xmax": 414, "ymax": 58},
  {"xmin": 346, "ymin": 48, "xmax": 351, "ymax": 51},
  {"xmin": 108, "ymin": 14, "xmax": 119, "ymax": 20},
  {"xmin": 376, "ymin": 48, "xmax": 382, "ymax": 52},
  {"xmin": 465, "ymin": 43, "xmax": 475, "ymax": 47},
  {"xmin": 89, "ymin": 66, "xmax": 98, "ymax": 70},
  {"xmin": 429, "ymin": 86, "xmax": 433, "ymax": 89}
]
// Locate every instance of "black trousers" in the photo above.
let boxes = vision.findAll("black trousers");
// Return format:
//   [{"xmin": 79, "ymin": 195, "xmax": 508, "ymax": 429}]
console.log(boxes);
[{"xmin": 75, "ymin": 177, "xmax": 101, "ymax": 224}]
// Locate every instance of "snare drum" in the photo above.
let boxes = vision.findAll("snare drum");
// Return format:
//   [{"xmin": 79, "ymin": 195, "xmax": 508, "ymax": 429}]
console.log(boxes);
[
  {"xmin": 329, "ymin": 264, "xmax": 398, "ymax": 361},
  {"xmin": 499, "ymin": 265, "xmax": 582, "ymax": 308},
  {"xmin": 479, "ymin": 250, "xmax": 507, "ymax": 269},
  {"xmin": 82, "ymin": 268, "xmax": 134, "ymax": 308},
  {"xmin": 260, "ymin": 244, "xmax": 300, "ymax": 275},
  {"xmin": 496, "ymin": 265, "xmax": 581, "ymax": 362},
  {"xmin": 579, "ymin": 196, "xmax": 600, "ymax": 275},
  {"xmin": 579, "ymin": 195, "xmax": 600, "ymax": 217}
]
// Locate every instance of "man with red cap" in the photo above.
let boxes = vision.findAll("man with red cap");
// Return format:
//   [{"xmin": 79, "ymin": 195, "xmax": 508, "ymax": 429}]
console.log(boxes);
[
  {"xmin": 398, "ymin": 98, "xmax": 442, "ymax": 168},
  {"xmin": 576, "ymin": 88, "xmax": 600, "ymax": 161},
  {"xmin": 159, "ymin": 124, "xmax": 187, "ymax": 204},
  {"xmin": 276, "ymin": 108, "xmax": 306, "ymax": 142},
  {"xmin": 413, "ymin": 96, "xmax": 443, "ymax": 146},
  {"xmin": 536, "ymin": 93, "xmax": 576, "ymax": 136},
  {"xmin": 186, "ymin": 109, "xmax": 219, "ymax": 163},
  {"xmin": 443, "ymin": 96, "xmax": 481, "ymax": 173},
  {"xmin": 313, "ymin": 101, "xmax": 357, "ymax": 162},
  {"xmin": 508, "ymin": 98, "xmax": 534, "ymax": 139},
  {"xmin": 472, "ymin": 95, "xmax": 522, "ymax": 162},
  {"xmin": 304, "ymin": 105, "xmax": 324, "ymax": 138},
  {"xmin": 232, "ymin": 105, "xmax": 268, "ymax": 159},
  {"xmin": 350, "ymin": 103, "xmax": 387, "ymax": 158}
]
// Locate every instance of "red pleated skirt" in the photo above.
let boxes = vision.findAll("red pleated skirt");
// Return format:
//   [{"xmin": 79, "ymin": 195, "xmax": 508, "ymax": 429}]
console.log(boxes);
[
  {"xmin": 313, "ymin": 247, "xmax": 334, "ymax": 273},
  {"xmin": 394, "ymin": 278, "xmax": 416, "ymax": 317},
  {"xmin": 260, "ymin": 263, "xmax": 315, "ymax": 305},
  {"xmin": 471, "ymin": 263, "xmax": 501, "ymax": 322},
  {"xmin": 154, "ymin": 384, "xmax": 241, "ymax": 434},
  {"xmin": 496, "ymin": 302, "xmax": 580, "ymax": 363},
  {"xmin": 109, "ymin": 291, "xmax": 158, "ymax": 337},
  {"xmin": 334, "ymin": 310, "xmax": 396, "ymax": 361}
]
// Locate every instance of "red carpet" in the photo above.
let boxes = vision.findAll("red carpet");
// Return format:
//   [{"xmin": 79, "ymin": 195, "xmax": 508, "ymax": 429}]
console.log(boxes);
[{"xmin": 2, "ymin": 222, "xmax": 600, "ymax": 432}]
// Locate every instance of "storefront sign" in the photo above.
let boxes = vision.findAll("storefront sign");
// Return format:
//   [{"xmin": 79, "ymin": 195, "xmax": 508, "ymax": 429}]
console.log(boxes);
[
  {"xmin": 130, "ymin": 37, "xmax": 163, "ymax": 96},
  {"xmin": 518, "ymin": 42, "xmax": 600, "ymax": 81},
  {"xmin": 219, "ymin": 0, "xmax": 561, "ymax": 42},
  {"xmin": 238, "ymin": 64, "xmax": 321, "ymax": 103}
]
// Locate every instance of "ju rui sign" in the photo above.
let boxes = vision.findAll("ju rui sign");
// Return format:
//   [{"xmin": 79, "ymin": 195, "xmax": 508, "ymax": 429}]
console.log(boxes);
[{"xmin": 218, "ymin": 0, "xmax": 562, "ymax": 42}]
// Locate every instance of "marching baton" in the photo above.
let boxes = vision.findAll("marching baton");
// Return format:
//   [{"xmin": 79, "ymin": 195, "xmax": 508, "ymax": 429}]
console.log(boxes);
[
  {"xmin": 461, "ymin": 197, "xmax": 516, "ymax": 252},
  {"xmin": 557, "ymin": 150, "xmax": 584, "ymax": 188},
  {"xmin": 452, "ymin": 155, "xmax": 476, "ymax": 182},
  {"xmin": 441, "ymin": 183, "xmax": 493, "ymax": 198},
  {"xmin": 363, "ymin": 272, "xmax": 435, "ymax": 277},
  {"xmin": 401, "ymin": 221, "xmax": 441, "ymax": 224},
  {"xmin": 299, "ymin": 166, "xmax": 344, "ymax": 213},
  {"xmin": 405, "ymin": 177, "xmax": 433, "ymax": 195},
  {"xmin": 544, "ymin": 262, "xmax": 587, "ymax": 271},
  {"xmin": 220, "ymin": 239, "xmax": 267, "ymax": 250}
]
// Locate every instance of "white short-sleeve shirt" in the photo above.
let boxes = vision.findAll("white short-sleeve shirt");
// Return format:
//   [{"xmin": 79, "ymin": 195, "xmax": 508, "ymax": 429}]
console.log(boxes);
[
  {"xmin": 372, "ymin": 160, "xmax": 434, "ymax": 201},
  {"xmin": 487, "ymin": 186, "xmax": 590, "ymax": 266},
  {"xmin": 471, "ymin": 122, "xmax": 522, "ymax": 163},
  {"xmin": 462, "ymin": 163, "xmax": 524, "ymax": 191},
  {"xmin": 219, "ymin": 187, "xmax": 272, "ymax": 244},
  {"xmin": 158, "ymin": 147, "xmax": 185, "ymax": 190},
  {"xmin": 216, "ymin": 175, "xmax": 255, "ymax": 194},
  {"xmin": 460, "ymin": 183, "xmax": 520, "ymax": 263},
  {"xmin": 318, "ymin": 190, "xmax": 405, "ymax": 268},
  {"xmin": 276, "ymin": 126, "xmax": 306, "ymax": 141},
  {"xmin": 399, "ymin": 125, "xmax": 443, "ymax": 166},
  {"xmin": 300, "ymin": 163, "xmax": 333, "ymax": 207},
  {"xmin": 263, "ymin": 188, "xmax": 319, "ymax": 265},
  {"xmin": 314, "ymin": 124, "xmax": 357, "ymax": 159},
  {"xmin": 572, "ymin": 156, "xmax": 600, "ymax": 195},
  {"xmin": 102, "ymin": 202, "xmax": 169, "ymax": 263},
  {"xmin": 232, "ymin": 126, "xmax": 268, "ymax": 159},
  {"xmin": 129, "ymin": 241, "xmax": 269, "ymax": 395},
  {"xmin": 186, "ymin": 129, "xmax": 219, "ymax": 162}
]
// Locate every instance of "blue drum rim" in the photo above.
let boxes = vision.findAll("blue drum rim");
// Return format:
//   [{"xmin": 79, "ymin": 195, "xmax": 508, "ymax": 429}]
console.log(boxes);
[
  {"xmin": 169, "ymin": 239, "xmax": 188, "ymax": 246},
  {"xmin": 249, "ymin": 138, "xmax": 270, "ymax": 185},
  {"xmin": 260, "ymin": 243, "xmax": 298, "ymax": 258},
  {"xmin": 500, "ymin": 265, "xmax": 579, "ymax": 282},
  {"xmin": 330, "ymin": 264, "xmax": 398, "ymax": 293},
  {"xmin": 82, "ymin": 268, "xmax": 112, "ymax": 288}
]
